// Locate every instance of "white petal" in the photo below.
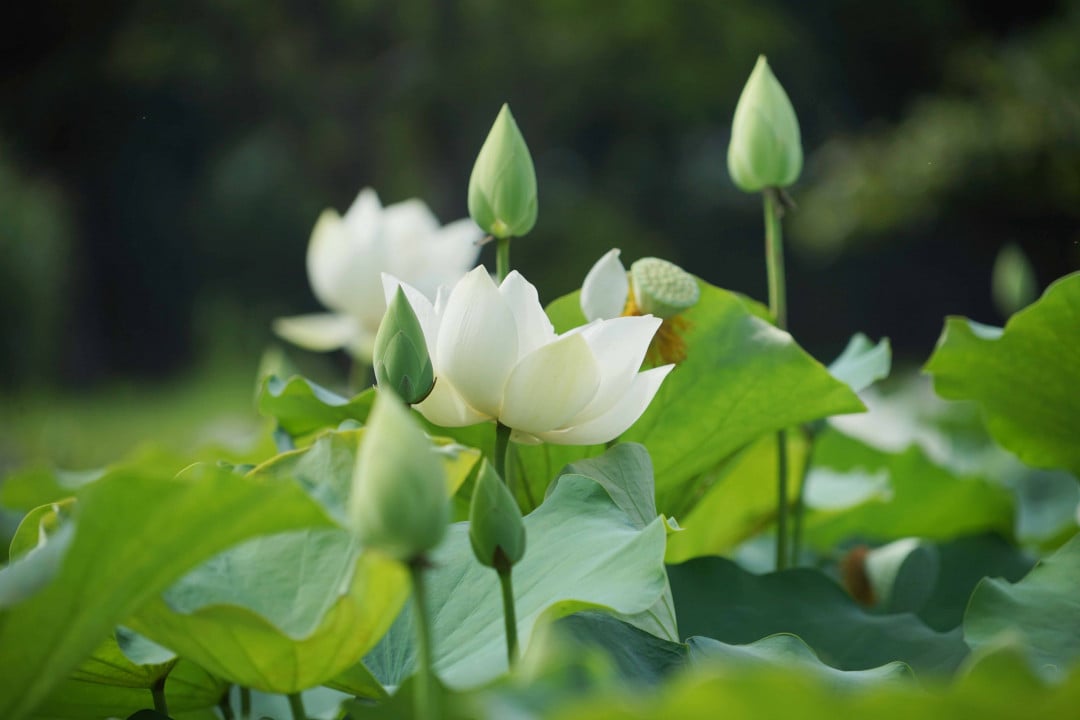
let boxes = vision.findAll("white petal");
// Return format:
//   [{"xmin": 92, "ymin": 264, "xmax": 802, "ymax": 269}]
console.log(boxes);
[
  {"xmin": 535, "ymin": 365, "xmax": 674, "ymax": 445},
  {"xmin": 415, "ymin": 376, "xmax": 490, "ymax": 427},
  {"xmin": 381, "ymin": 274, "xmax": 440, "ymax": 358},
  {"xmin": 580, "ymin": 248, "xmax": 629, "ymax": 321},
  {"xmin": 499, "ymin": 333, "xmax": 601, "ymax": 435},
  {"xmin": 436, "ymin": 267, "xmax": 519, "ymax": 416},
  {"xmin": 342, "ymin": 188, "xmax": 383, "ymax": 233},
  {"xmin": 272, "ymin": 313, "xmax": 359, "ymax": 352},
  {"xmin": 572, "ymin": 315, "xmax": 663, "ymax": 424},
  {"xmin": 499, "ymin": 271, "xmax": 556, "ymax": 358},
  {"xmin": 307, "ymin": 208, "xmax": 386, "ymax": 330}
]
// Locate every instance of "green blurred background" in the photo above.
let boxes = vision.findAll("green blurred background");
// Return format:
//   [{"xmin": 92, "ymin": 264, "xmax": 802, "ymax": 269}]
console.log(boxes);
[{"xmin": 2, "ymin": 0, "xmax": 1079, "ymax": 469}]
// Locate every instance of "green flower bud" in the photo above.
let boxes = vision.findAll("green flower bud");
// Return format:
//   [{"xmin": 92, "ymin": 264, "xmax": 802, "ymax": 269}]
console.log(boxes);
[
  {"xmin": 373, "ymin": 287, "xmax": 435, "ymax": 403},
  {"xmin": 349, "ymin": 391, "xmax": 449, "ymax": 561},
  {"xmin": 992, "ymin": 243, "xmax": 1037, "ymax": 318},
  {"xmin": 727, "ymin": 55, "xmax": 803, "ymax": 193},
  {"xmin": 468, "ymin": 104, "xmax": 538, "ymax": 239},
  {"xmin": 468, "ymin": 460, "xmax": 525, "ymax": 571},
  {"xmin": 629, "ymin": 257, "xmax": 700, "ymax": 319}
]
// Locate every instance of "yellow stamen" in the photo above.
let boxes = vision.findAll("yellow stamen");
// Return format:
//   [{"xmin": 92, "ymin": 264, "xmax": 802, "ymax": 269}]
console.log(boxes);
[{"xmin": 622, "ymin": 291, "xmax": 691, "ymax": 366}]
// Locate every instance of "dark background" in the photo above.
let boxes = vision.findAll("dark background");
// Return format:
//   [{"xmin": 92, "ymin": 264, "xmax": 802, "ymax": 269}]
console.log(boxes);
[{"xmin": 2, "ymin": 0, "xmax": 1079, "ymax": 391}]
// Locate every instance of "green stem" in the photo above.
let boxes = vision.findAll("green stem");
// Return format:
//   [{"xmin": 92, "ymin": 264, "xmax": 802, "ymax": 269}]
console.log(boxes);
[
  {"xmin": 494, "ymin": 422, "xmax": 512, "ymax": 483},
  {"xmin": 764, "ymin": 188, "xmax": 790, "ymax": 571},
  {"xmin": 496, "ymin": 236, "xmax": 511, "ymax": 283},
  {"xmin": 150, "ymin": 676, "xmax": 168, "ymax": 717},
  {"xmin": 409, "ymin": 559, "xmax": 440, "ymax": 720},
  {"xmin": 791, "ymin": 449, "xmax": 810, "ymax": 567},
  {"xmin": 763, "ymin": 189, "xmax": 787, "ymax": 331},
  {"xmin": 240, "ymin": 686, "xmax": 251, "ymax": 719},
  {"xmin": 217, "ymin": 686, "xmax": 236, "ymax": 720},
  {"xmin": 350, "ymin": 359, "xmax": 372, "ymax": 395},
  {"xmin": 496, "ymin": 562, "xmax": 519, "ymax": 667},
  {"xmin": 287, "ymin": 692, "xmax": 307, "ymax": 720}
]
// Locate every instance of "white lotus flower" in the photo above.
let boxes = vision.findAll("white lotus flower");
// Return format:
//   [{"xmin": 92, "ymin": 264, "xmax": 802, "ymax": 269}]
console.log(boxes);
[
  {"xmin": 274, "ymin": 188, "xmax": 482, "ymax": 361},
  {"xmin": 384, "ymin": 266, "xmax": 674, "ymax": 445}
]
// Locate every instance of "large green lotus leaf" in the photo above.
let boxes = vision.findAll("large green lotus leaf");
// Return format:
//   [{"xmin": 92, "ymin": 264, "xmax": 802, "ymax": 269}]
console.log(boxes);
[
  {"xmin": 127, "ymin": 429, "xmax": 479, "ymax": 695},
  {"xmin": 668, "ymin": 556, "xmax": 969, "ymax": 675},
  {"xmin": 800, "ymin": 429, "xmax": 1015, "ymax": 548},
  {"xmin": 924, "ymin": 271, "xmax": 1080, "ymax": 477},
  {"xmin": 964, "ymin": 532, "xmax": 1080, "ymax": 679},
  {"xmin": 827, "ymin": 334, "xmax": 892, "ymax": 394},
  {"xmin": 33, "ymin": 654, "xmax": 224, "ymax": 720},
  {"xmin": 688, "ymin": 633, "xmax": 912, "ymax": 688},
  {"xmin": 553, "ymin": 613, "xmax": 688, "ymax": 686},
  {"xmin": 665, "ymin": 431, "xmax": 808, "ymax": 562},
  {"xmin": 364, "ymin": 474, "xmax": 669, "ymax": 691},
  {"xmin": 257, "ymin": 375, "xmax": 375, "ymax": 438},
  {"xmin": 0, "ymin": 459, "xmax": 333, "ymax": 720},
  {"xmin": 536, "ymin": 282, "xmax": 864, "ymax": 517},
  {"xmin": 545, "ymin": 661, "xmax": 1080, "ymax": 720},
  {"xmin": 917, "ymin": 533, "xmax": 1034, "ymax": 632}
]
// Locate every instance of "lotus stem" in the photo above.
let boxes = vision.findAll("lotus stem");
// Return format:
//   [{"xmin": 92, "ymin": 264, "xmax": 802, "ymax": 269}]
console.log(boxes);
[
  {"xmin": 764, "ymin": 188, "xmax": 790, "ymax": 571},
  {"xmin": 409, "ymin": 558, "xmax": 440, "ymax": 720}
]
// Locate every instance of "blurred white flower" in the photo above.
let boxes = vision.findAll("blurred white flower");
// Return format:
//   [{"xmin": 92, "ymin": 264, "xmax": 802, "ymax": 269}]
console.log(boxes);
[
  {"xmin": 274, "ymin": 188, "xmax": 482, "ymax": 361},
  {"xmin": 385, "ymin": 267, "xmax": 673, "ymax": 445}
]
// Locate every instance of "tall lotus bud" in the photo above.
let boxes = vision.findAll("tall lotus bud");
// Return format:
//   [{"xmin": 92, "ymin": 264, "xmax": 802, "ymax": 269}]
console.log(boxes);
[
  {"xmin": 468, "ymin": 460, "xmax": 526, "ymax": 571},
  {"xmin": 727, "ymin": 55, "xmax": 803, "ymax": 192},
  {"xmin": 373, "ymin": 287, "xmax": 435, "ymax": 403},
  {"xmin": 349, "ymin": 391, "xmax": 448, "ymax": 561},
  {"xmin": 468, "ymin": 104, "xmax": 538, "ymax": 239},
  {"xmin": 629, "ymin": 257, "xmax": 700, "ymax": 319}
]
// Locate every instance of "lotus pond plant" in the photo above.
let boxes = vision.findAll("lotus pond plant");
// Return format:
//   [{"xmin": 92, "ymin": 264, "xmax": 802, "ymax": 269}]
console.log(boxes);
[{"xmin": 2, "ymin": 59, "xmax": 1080, "ymax": 720}]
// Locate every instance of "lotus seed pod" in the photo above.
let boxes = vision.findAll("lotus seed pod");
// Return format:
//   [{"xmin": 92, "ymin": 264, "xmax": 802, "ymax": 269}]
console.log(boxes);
[{"xmin": 629, "ymin": 257, "xmax": 700, "ymax": 319}]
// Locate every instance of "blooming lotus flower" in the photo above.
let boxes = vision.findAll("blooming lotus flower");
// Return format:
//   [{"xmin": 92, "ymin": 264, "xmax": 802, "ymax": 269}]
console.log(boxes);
[
  {"xmin": 383, "ymin": 267, "xmax": 673, "ymax": 445},
  {"xmin": 274, "ymin": 188, "xmax": 482, "ymax": 361},
  {"xmin": 581, "ymin": 249, "xmax": 700, "ymax": 366}
]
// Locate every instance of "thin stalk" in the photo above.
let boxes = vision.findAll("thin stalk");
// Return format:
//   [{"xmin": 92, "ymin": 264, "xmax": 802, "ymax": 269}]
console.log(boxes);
[
  {"xmin": 218, "ymin": 688, "xmax": 236, "ymax": 720},
  {"xmin": 240, "ymin": 686, "xmax": 251, "ymax": 719},
  {"xmin": 496, "ymin": 560, "xmax": 519, "ymax": 666},
  {"xmin": 764, "ymin": 188, "xmax": 790, "ymax": 571},
  {"xmin": 150, "ymin": 676, "xmax": 168, "ymax": 717},
  {"xmin": 409, "ymin": 559, "xmax": 440, "ymax": 720},
  {"xmin": 286, "ymin": 692, "xmax": 307, "ymax": 720},
  {"xmin": 496, "ymin": 236, "xmax": 511, "ymax": 283},
  {"xmin": 349, "ymin": 359, "xmax": 372, "ymax": 395},
  {"xmin": 790, "ymin": 451, "xmax": 811, "ymax": 567},
  {"xmin": 494, "ymin": 422, "xmax": 512, "ymax": 483}
]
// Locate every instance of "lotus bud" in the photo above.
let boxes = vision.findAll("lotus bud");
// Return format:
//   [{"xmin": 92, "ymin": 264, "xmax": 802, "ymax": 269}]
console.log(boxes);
[
  {"xmin": 992, "ymin": 243, "xmax": 1037, "ymax": 318},
  {"xmin": 727, "ymin": 55, "xmax": 803, "ymax": 193},
  {"xmin": 349, "ymin": 391, "xmax": 449, "ymax": 561},
  {"xmin": 373, "ymin": 287, "xmax": 435, "ymax": 403},
  {"xmin": 468, "ymin": 460, "xmax": 526, "ymax": 571},
  {"xmin": 468, "ymin": 104, "xmax": 538, "ymax": 239},
  {"xmin": 629, "ymin": 257, "xmax": 700, "ymax": 319}
]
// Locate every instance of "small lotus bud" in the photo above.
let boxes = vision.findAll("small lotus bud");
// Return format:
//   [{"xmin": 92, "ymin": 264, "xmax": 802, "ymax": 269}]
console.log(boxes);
[
  {"xmin": 468, "ymin": 460, "xmax": 525, "ymax": 571},
  {"xmin": 468, "ymin": 104, "xmax": 538, "ymax": 239},
  {"xmin": 727, "ymin": 55, "xmax": 803, "ymax": 193},
  {"xmin": 629, "ymin": 257, "xmax": 700, "ymax": 319},
  {"xmin": 373, "ymin": 287, "xmax": 435, "ymax": 403},
  {"xmin": 349, "ymin": 391, "xmax": 449, "ymax": 561}
]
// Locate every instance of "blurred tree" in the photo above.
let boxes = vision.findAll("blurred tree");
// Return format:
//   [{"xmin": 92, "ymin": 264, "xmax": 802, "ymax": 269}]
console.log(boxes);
[{"xmin": 0, "ymin": 0, "xmax": 1075, "ymax": 388}]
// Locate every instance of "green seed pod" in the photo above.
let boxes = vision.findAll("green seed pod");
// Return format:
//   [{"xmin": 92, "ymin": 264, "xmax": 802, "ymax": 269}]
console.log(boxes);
[
  {"xmin": 468, "ymin": 104, "xmax": 538, "ymax": 239},
  {"xmin": 629, "ymin": 257, "xmax": 700, "ymax": 319},
  {"xmin": 373, "ymin": 287, "xmax": 435, "ymax": 404},
  {"xmin": 349, "ymin": 391, "xmax": 449, "ymax": 561},
  {"xmin": 468, "ymin": 460, "xmax": 526, "ymax": 570},
  {"xmin": 727, "ymin": 55, "xmax": 803, "ymax": 193}
]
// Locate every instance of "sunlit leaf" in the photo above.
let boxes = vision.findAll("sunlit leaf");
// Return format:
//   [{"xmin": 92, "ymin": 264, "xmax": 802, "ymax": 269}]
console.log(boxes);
[{"xmin": 924, "ymin": 271, "xmax": 1080, "ymax": 477}]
